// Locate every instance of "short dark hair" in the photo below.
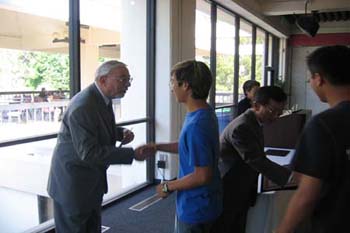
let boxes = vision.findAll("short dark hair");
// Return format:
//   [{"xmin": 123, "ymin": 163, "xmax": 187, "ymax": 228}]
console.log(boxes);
[
  {"xmin": 254, "ymin": 86, "xmax": 287, "ymax": 105},
  {"xmin": 242, "ymin": 80, "xmax": 260, "ymax": 96},
  {"xmin": 307, "ymin": 45, "xmax": 350, "ymax": 85},
  {"xmin": 171, "ymin": 60, "xmax": 212, "ymax": 99}
]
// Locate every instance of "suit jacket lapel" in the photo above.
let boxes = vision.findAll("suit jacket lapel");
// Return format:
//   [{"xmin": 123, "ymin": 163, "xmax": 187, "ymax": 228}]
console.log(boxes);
[
  {"xmin": 246, "ymin": 110, "xmax": 264, "ymax": 149},
  {"xmin": 90, "ymin": 84, "xmax": 116, "ymax": 141}
]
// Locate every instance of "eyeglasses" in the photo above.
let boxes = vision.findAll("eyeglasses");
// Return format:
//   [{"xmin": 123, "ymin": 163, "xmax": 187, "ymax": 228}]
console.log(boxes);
[
  {"xmin": 265, "ymin": 105, "xmax": 283, "ymax": 116},
  {"xmin": 110, "ymin": 76, "xmax": 133, "ymax": 83}
]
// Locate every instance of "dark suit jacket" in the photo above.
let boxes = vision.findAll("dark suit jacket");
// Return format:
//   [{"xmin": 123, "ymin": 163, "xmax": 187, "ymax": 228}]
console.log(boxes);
[
  {"xmin": 237, "ymin": 97, "xmax": 251, "ymax": 116},
  {"xmin": 47, "ymin": 84, "xmax": 134, "ymax": 214},
  {"xmin": 218, "ymin": 109, "xmax": 291, "ymax": 208}
]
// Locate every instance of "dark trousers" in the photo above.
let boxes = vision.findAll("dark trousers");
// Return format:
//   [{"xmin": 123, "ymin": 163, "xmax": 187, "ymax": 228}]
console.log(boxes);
[
  {"xmin": 175, "ymin": 216, "xmax": 214, "ymax": 233},
  {"xmin": 211, "ymin": 207, "xmax": 248, "ymax": 233},
  {"xmin": 53, "ymin": 201, "xmax": 101, "ymax": 233},
  {"xmin": 211, "ymin": 170, "xmax": 253, "ymax": 233}
]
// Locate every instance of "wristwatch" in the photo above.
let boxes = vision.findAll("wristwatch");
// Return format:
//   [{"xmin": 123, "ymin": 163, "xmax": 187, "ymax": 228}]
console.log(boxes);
[{"xmin": 162, "ymin": 182, "xmax": 170, "ymax": 193}]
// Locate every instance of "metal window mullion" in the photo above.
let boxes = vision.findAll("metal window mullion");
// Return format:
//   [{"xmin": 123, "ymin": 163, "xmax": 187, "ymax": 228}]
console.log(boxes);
[
  {"xmin": 146, "ymin": 0, "xmax": 156, "ymax": 183},
  {"xmin": 251, "ymin": 25, "xmax": 256, "ymax": 80},
  {"xmin": 272, "ymin": 36, "xmax": 280, "ymax": 86},
  {"xmin": 233, "ymin": 15, "xmax": 240, "ymax": 104},
  {"xmin": 209, "ymin": 2, "xmax": 217, "ymax": 108},
  {"xmin": 69, "ymin": 0, "xmax": 81, "ymax": 97},
  {"xmin": 264, "ymin": 31, "xmax": 269, "ymax": 86}
]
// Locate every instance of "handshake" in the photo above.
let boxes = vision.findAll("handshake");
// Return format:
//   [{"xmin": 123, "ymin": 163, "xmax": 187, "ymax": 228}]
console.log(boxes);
[{"xmin": 134, "ymin": 143, "xmax": 157, "ymax": 161}]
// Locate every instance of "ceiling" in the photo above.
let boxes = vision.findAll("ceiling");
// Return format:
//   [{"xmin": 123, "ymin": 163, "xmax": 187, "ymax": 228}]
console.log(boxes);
[{"xmin": 258, "ymin": 0, "xmax": 350, "ymax": 24}]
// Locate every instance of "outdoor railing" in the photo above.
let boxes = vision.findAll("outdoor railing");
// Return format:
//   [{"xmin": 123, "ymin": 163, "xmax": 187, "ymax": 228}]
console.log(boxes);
[
  {"xmin": 0, "ymin": 100, "xmax": 70, "ymax": 123},
  {"xmin": 0, "ymin": 90, "xmax": 70, "ymax": 123},
  {"xmin": 216, "ymin": 92, "xmax": 244, "ymax": 105},
  {"xmin": 0, "ymin": 90, "xmax": 69, "ymax": 105}
]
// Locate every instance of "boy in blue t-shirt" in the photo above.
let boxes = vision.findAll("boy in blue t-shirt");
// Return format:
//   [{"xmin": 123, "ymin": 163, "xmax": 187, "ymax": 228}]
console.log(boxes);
[{"xmin": 152, "ymin": 60, "xmax": 222, "ymax": 233}]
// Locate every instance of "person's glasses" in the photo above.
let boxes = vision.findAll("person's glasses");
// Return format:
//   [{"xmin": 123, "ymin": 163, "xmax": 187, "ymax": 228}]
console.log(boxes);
[
  {"xmin": 111, "ymin": 76, "xmax": 133, "ymax": 83},
  {"xmin": 266, "ymin": 105, "xmax": 283, "ymax": 116}
]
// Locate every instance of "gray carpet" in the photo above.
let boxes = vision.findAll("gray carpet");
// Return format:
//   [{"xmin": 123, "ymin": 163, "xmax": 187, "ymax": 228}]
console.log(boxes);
[{"xmin": 101, "ymin": 185, "xmax": 176, "ymax": 233}]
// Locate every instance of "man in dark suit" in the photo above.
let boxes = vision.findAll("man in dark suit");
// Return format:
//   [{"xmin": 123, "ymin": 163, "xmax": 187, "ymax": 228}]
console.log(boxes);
[
  {"xmin": 47, "ymin": 60, "xmax": 154, "ymax": 233},
  {"xmin": 213, "ymin": 86, "xmax": 292, "ymax": 233}
]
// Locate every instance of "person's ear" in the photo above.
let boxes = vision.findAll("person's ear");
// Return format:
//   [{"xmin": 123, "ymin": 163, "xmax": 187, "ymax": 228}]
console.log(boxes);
[
  {"xmin": 99, "ymin": 75, "xmax": 108, "ymax": 85},
  {"xmin": 313, "ymin": 73, "xmax": 324, "ymax": 86},
  {"xmin": 182, "ymin": 81, "xmax": 190, "ymax": 91}
]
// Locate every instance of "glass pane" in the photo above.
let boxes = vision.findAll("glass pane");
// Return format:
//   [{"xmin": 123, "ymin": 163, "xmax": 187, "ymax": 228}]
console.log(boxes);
[
  {"xmin": 215, "ymin": 106, "xmax": 234, "ymax": 134},
  {"xmin": 80, "ymin": 0, "xmax": 148, "ymax": 210},
  {"xmin": 0, "ymin": 0, "xmax": 70, "ymax": 143},
  {"xmin": 239, "ymin": 19, "xmax": 252, "ymax": 101},
  {"xmin": 0, "ymin": 124, "xmax": 148, "ymax": 232},
  {"xmin": 278, "ymin": 38, "xmax": 286, "ymax": 86},
  {"xmin": 0, "ymin": 139, "xmax": 56, "ymax": 232},
  {"xmin": 104, "ymin": 123, "xmax": 147, "ymax": 202},
  {"xmin": 267, "ymin": 34, "xmax": 273, "ymax": 85},
  {"xmin": 215, "ymin": 8, "xmax": 235, "ymax": 106},
  {"xmin": 80, "ymin": 0, "xmax": 147, "ymax": 122},
  {"xmin": 256, "ymin": 29, "xmax": 266, "ymax": 85},
  {"xmin": 195, "ymin": 0, "xmax": 211, "ymax": 65}
]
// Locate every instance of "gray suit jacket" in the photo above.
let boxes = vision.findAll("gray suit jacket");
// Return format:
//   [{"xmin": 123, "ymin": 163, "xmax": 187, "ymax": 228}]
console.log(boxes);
[
  {"xmin": 47, "ymin": 84, "xmax": 134, "ymax": 214},
  {"xmin": 219, "ymin": 109, "xmax": 291, "ymax": 206}
]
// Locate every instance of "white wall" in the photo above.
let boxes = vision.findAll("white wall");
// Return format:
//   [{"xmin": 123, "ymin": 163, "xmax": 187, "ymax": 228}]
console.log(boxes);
[
  {"xmin": 289, "ymin": 46, "xmax": 329, "ymax": 115},
  {"xmin": 288, "ymin": 21, "xmax": 350, "ymax": 115}
]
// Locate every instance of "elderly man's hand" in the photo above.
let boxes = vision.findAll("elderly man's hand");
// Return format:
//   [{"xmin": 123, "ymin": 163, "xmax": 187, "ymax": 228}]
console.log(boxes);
[{"xmin": 120, "ymin": 129, "xmax": 134, "ymax": 146}]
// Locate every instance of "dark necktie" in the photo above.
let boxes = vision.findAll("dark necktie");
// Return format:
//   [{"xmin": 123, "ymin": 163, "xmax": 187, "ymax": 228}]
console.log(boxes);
[
  {"xmin": 107, "ymin": 101, "xmax": 114, "ymax": 118},
  {"xmin": 107, "ymin": 101, "xmax": 116, "ymax": 139}
]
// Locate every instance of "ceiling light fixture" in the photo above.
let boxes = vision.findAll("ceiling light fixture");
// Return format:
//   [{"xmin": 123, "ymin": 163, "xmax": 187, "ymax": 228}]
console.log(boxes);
[{"xmin": 296, "ymin": 0, "xmax": 319, "ymax": 37}]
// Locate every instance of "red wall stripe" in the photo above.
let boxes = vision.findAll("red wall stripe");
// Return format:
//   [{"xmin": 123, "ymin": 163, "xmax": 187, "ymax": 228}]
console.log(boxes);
[{"xmin": 288, "ymin": 33, "xmax": 350, "ymax": 47}]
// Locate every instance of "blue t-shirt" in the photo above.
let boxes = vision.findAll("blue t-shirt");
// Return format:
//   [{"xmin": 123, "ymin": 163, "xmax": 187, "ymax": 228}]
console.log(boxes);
[{"xmin": 176, "ymin": 107, "xmax": 222, "ymax": 224}]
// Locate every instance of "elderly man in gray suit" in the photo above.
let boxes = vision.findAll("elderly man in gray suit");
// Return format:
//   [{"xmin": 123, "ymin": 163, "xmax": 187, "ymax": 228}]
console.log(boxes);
[
  {"xmin": 212, "ymin": 86, "xmax": 292, "ymax": 233},
  {"xmin": 47, "ymin": 60, "xmax": 154, "ymax": 233}
]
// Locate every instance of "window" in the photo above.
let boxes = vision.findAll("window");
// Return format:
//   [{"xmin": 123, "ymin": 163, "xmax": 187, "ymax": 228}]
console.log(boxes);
[
  {"xmin": 80, "ymin": 0, "xmax": 149, "ymax": 205},
  {"xmin": 195, "ymin": 0, "xmax": 286, "ymax": 130},
  {"xmin": 0, "ymin": 0, "xmax": 153, "ymax": 232},
  {"xmin": 256, "ymin": 28, "xmax": 266, "ymax": 85},
  {"xmin": 239, "ymin": 19, "xmax": 253, "ymax": 100},
  {"xmin": 195, "ymin": 0, "xmax": 212, "ymax": 67},
  {"xmin": 0, "ymin": 0, "xmax": 70, "ymax": 142},
  {"xmin": 215, "ymin": 8, "xmax": 235, "ymax": 106}
]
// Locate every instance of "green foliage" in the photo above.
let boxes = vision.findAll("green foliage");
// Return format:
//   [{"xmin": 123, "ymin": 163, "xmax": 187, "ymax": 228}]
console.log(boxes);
[
  {"xmin": 98, "ymin": 57, "xmax": 108, "ymax": 63},
  {"xmin": 255, "ymin": 55, "xmax": 263, "ymax": 84},
  {"xmin": 216, "ymin": 55, "xmax": 234, "ymax": 92},
  {"xmin": 214, "ymin": 53, "xmax": 263, "ymax": 93},
  {"xmin": 18, "ymin": 51, "xmax": 69, "ymax": 90}
]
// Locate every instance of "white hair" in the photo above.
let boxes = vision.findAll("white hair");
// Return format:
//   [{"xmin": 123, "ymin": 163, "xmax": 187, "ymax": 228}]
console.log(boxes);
[{"xmin": 94, "ymin": 60, "xmax": 127, "ymax": 81}]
